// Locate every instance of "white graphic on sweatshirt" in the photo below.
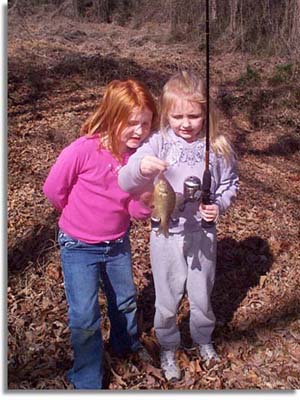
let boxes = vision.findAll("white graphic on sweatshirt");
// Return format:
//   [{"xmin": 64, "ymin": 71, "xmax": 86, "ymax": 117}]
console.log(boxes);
[{"xmin": 161, "ymin": 140, "xmax": 206, "ymax": 167}]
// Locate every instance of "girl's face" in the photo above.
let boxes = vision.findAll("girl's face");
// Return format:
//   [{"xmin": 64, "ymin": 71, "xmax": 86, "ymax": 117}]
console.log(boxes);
[
  {"xmin": 119, "ymin": 107, "xmax": 153, "ymax": 153},
  {"xmin": 168, "ymin": 98, "xmax": 204, "ymax": 142}
]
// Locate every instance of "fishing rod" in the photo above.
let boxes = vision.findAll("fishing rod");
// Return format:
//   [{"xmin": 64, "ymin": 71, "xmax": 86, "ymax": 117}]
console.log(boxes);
[
  {"xmin": 180, "ymin": 0, "xmax": 214, "ymax": 217},
  {"xmin": 168, "ymin": 0, "xmax": 215, "ymax": 223},
  {"xmin": 201, "ymin": 0, "xmax": 214, "ymax": 228}
]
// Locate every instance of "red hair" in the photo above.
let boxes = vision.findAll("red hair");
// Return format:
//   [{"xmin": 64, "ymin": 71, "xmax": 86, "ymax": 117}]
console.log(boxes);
[{"xmin": 81, "ymin": 79, "xmax": 158, "ymax": 159}]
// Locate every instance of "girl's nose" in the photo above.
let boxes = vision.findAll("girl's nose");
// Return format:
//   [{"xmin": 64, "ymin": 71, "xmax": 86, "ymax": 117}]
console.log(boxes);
[
  {"xmin": 182, "ymin": 117, "xmax": 191, "ymax": 127},
  {"xmin": 134, "ymin": 124, "xmax": 143, "ymax": 136}
]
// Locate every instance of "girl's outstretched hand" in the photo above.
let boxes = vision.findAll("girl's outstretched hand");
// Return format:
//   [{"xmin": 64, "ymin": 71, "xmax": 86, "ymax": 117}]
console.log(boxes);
[
  {"xmin": 140, "ymin": 155, "xmax": 168, "ymax": 178},
  {"xmin": 199, "ymin": 203, "xmax": 219, "ymax": 222},
  {"xmin": 139, "ymin": 191, "xmax": 154, "ymax": 208}
]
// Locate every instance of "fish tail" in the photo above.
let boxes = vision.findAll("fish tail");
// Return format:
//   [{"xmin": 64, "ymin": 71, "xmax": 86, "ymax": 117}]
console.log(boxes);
[
  {"xmin": 156, "ymin": 225, "xmax": 169, "ymax": 238},
  {"xmin": 160, "ymin": 222, "xmax": 169, "ymax": 238}
]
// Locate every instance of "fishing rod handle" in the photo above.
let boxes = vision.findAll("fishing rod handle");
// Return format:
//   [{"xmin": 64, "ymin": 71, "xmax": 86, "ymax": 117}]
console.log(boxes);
[{"xmin": 201, "ymin": 169, "xmax": 215, "ymax": 228}]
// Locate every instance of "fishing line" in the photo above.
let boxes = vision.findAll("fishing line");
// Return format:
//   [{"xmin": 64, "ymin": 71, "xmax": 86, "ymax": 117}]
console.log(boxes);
[{"xmin": 205, "ymin": 0, "xmax": 210, "ymax": 168}]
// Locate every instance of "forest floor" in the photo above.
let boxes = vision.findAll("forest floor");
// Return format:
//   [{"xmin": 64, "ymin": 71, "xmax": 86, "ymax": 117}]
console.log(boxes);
[{"xmin": 7, "ymin": 10, "xmax": 300, "ymax": 390}]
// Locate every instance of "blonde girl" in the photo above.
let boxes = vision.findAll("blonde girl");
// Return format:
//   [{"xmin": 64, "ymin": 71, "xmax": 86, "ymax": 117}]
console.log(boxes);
[{"xmin": 118, "ymin": 71, "xmax": 238, "ymax": 381}]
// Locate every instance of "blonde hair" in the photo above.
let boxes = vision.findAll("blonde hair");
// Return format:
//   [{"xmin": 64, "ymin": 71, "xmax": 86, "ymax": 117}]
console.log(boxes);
[
  {"xmin": 160, "ymin": 70, "xmax": 233, "ymax": 161},
  {"xmin": 81, "ymin": 79, "xmax": 158, "ymax": 159}
]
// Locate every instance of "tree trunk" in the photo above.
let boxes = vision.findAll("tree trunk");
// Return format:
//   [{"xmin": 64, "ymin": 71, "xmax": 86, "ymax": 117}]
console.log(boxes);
[
  {"xmin": 170, "ymin": 0, "xmax": 179, "ymax": 36},
  {"xmin": 72, "ymin": 0, "xmax": 84, "ymax": 18},
  {"xmin": 230, "ymin": 0, "xmax": 238, "ymax": 33},
  {"xmin": 93, "ymin": 0, "xmax": 110, "ymax": 23},
  {"xmin": 291, "ymin": 0, "xmax": 300, "ymax": 43},
  {"xmin": 212, "ymin": 0, "xmax": 217, "ymax": 20}
]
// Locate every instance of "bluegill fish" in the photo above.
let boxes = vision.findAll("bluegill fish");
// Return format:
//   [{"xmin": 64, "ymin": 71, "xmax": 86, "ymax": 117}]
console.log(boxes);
[{"xmin": 152, "ymin": 174, "xmax": 176, "ymax": 238}]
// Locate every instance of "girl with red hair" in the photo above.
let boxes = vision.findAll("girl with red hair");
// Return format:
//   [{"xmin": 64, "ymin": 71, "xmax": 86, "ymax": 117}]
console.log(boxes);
[{"xmin": 43, "ymin": 79, "xmax": 157, "ymax": 389}]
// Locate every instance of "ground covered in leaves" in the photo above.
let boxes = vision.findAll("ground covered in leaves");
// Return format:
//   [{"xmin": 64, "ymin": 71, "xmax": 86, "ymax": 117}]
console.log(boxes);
[{"xmin": 7, "ymin": 10, "xmax": 300, "ymax": 390}]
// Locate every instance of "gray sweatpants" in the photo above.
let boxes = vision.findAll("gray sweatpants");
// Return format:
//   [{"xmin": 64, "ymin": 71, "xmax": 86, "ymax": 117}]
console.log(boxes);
[{"xmin": 150, "ymin": 228, "xmax": 217, "ymax": 348}]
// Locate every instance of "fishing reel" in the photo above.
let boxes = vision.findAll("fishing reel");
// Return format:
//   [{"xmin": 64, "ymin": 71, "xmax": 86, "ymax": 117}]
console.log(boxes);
[
  {"xmin": 183, "ymin": 176, "xmax": 201, "ymax": 202},
  {"xmin": 179, "ymin": 176, "xmax": 201, "ymax": 211}
]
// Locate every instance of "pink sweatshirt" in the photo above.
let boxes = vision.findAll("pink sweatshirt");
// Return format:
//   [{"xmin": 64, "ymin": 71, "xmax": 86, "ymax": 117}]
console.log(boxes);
[{"xmin": 43, "ymin": 136, "xmax": 151, "ymax": 243}]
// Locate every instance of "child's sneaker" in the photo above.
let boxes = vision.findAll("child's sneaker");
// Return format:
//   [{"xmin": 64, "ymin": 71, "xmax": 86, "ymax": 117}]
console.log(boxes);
[
  {"xmin": 199, "ymin": 343, "xmax": 220, "ymax": 362},
  {"xmin": 160, "ymin": 349, "xmax": 181, "ymax": 381},
  {"xmin": 137, "ymin": 346, "xmax": 153, "ymax": 363}
]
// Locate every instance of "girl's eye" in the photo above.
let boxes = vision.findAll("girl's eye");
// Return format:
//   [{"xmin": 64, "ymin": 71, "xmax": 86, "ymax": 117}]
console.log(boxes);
[
  {"xmin": 170, "ymin": 115, "xmax": 182, "ymax": 119},
  {"xmin": 170, "ymin": 115, "xmax": 202, "ymax": 120},
  {"xmin": 189, "ymin": 115, "xmax": 203, "ymax": 119},
  {"xmin": 127, "ymin": 121, "xmax": 150, "ymax": 128}
]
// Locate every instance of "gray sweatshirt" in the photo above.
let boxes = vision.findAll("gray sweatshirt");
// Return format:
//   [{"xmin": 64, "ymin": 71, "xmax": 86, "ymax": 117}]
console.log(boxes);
[{"xmin": 118, "ymin": 129, "xmax": 239, "ymax": 234}]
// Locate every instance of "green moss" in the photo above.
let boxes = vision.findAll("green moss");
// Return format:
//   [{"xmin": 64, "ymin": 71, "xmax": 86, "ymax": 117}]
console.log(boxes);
[
  {"xmin": 269, "ymin": 63, "xmax": 294, "ymax": 86},
  {"xmin": 237, "ymin": 65, "xmax": 261, "ymax": 86}
]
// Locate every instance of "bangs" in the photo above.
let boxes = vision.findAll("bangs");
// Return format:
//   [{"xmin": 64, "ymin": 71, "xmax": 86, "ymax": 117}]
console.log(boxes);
[{"xmin": 161, "ymin": 90, "xmax": 206, "ymax": 116}]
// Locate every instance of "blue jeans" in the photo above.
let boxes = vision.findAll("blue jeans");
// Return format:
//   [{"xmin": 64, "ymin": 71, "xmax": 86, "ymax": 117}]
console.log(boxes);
[{"xmin": 58, "ymin": 230, "xmax": 141, "ymax": 389}]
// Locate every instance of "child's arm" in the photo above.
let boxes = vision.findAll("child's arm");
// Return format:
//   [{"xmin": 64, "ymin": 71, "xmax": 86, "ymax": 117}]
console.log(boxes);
[
  {"xmin": 43, "ymin": 142, "xmax": 81, "ymax": 211},
  {"xmin": 118, "ymin": 133, "xmax": 167, "ymax": 194},
  {"xmin": 127, "ymin": 194, "xmax": 153, "ymax": 220},
  {"xmin": 214, "ymin": 156, "xmax": 239, "ymax": 215}
]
